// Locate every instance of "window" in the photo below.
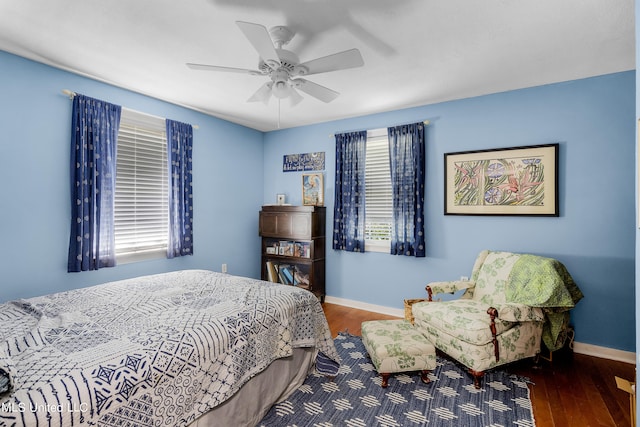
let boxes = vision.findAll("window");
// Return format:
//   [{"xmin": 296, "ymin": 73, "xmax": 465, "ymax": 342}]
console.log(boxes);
[
  {"xmin": 114, "ymin": 109, "xmax": 168, "ymax": 262},
  {"xmin": 365, "ymin": 128, "xmax": 392, "ymax": 252}
]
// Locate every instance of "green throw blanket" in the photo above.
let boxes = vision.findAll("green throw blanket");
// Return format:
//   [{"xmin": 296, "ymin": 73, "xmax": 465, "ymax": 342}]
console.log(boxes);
[{"xmin": 506, "ymin": 254, "xmax": 584, "ymax": 351}]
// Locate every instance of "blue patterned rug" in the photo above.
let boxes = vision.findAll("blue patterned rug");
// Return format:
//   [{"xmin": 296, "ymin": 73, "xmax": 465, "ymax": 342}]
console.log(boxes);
[{"xmin": 258, "ymin": 332, "xmax": 536, "ymax": 426}]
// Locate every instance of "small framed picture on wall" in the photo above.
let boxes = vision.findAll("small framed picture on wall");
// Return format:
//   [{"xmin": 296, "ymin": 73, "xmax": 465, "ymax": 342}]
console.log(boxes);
[{"xmin": 302, "ymin": 173, "xmax": 324, "ymax": 206}]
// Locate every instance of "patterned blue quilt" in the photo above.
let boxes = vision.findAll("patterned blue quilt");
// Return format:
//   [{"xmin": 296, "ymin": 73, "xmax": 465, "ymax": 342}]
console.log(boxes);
[{"xmin": 0, "ymin": 270, "xmax": 339, "ymax": 426}]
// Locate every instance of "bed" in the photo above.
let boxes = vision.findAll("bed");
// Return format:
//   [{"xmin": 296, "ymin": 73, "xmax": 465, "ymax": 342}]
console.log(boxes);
[{"xmin": 0, "ymin": 270, "xmax": 340, "ymax": 427}]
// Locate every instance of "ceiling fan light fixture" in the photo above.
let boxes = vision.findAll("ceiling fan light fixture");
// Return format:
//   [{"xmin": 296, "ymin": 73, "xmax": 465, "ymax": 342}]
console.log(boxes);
[
  {"xmin": 247, "ymin": 82, "xmax": 273, "ymax": 104},
  {"xmin": 270, "ymin": 69, "xmax": 291, "ymax": 99},
  {"xmin": 289, "ymin": 87, "xmax": 304, "ymax": 107},
  {"xmin": 272, "ymin": 79, "xmax": 290, "ymax": 99}
]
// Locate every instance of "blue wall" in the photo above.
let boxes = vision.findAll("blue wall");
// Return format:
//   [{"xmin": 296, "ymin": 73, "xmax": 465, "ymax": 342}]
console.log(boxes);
[
  {"xmin": 0, "ymin": 49, "xmax": 634, "ymax": 353},
  {"xmin": 263, "ymin": 71, "xmax": 636, "ymax": 352},
  {"xmin": 0, "ymin": 51, "xmax": 265, "ymax": 301}
]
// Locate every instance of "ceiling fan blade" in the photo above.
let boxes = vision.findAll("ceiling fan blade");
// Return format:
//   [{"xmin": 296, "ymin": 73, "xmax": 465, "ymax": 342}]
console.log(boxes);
[
  {"xmin": 247, "ymin": 82, "xmax": 273, "ymax": 104},
  {"xmin": 292, "ymin": 78, "xmax": 339, "ymax": 103},
  {"xmin": 236, "ymin": 21, "xmax": 281, "ymax": 70},
  {"xmin": 289, "ymin": 87, "xmax": 304, "ymax": 107},
  {"xmin": 186, "ymin": 63, "xmax": 262, "ymax": 75},
  {"xmin": 297, "ymin": 48, "xmax": 364, "ymax": 76}
]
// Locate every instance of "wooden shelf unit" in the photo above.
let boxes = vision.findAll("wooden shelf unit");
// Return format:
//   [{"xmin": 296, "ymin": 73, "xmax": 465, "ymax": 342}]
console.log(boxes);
[{"xmin": 259, "ymin": 205, "xmax": 326, "ymax": 301}]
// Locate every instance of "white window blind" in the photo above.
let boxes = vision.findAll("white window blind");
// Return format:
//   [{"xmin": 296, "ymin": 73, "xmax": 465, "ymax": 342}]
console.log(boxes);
[
  {"xmin": 114, "ymin": 109, "xmax": 168, "ymax": 262},
  {"xmin": 365, "ymin": 129, "xmax": 392, "ymax": 252}
]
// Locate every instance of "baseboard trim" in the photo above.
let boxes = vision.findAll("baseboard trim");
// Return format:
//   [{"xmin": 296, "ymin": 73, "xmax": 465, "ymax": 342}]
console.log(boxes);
[
  {"xmin": 572, "ymin": 342, "xmax": 636, "ymax": 364},
  {"xmin": 324, "ymin": 296, "xmax": 636, "ymax": 365},
  {"xmin": 324, "ymin": 296, "xmax": 405, "ymax": 318}
]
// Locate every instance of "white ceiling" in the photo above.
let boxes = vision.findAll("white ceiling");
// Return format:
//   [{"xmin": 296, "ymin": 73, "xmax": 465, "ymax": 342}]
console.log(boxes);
[{"xmin": 0, "ymin": 0, "xmax": 634, "ymax": 132}]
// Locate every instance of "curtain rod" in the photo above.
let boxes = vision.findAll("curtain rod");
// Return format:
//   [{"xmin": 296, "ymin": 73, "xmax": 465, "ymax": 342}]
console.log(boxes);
[
  {"xmin": 329, "ymin": 119, "xmax": 430, "ymax": 138},
  {"xmin": 61, "ymin": 89, "xmax": 199, "ymax": 130}
]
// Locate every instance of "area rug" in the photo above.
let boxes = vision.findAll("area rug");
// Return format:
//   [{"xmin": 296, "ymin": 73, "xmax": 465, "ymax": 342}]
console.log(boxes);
[{"xmin": 258, "ymin": 332, "xmax": 536, "ymax": 426}]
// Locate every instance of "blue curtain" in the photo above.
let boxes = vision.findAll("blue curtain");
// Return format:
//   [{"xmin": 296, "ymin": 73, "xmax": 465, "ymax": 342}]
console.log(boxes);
[
  {"xmin": 388, "ymin": 122, "xmax": 426, "ymax": 257},
  {"xmin": 166, "ymin": 119, "xmax": 194, "ymax": 258},
  {"xmin": 333, "ymin": 130, "xmax": 367, "ymax": 252},
  {"xmin": 67, "ymin": 94, "xmax": 121, "ymax": 272}
]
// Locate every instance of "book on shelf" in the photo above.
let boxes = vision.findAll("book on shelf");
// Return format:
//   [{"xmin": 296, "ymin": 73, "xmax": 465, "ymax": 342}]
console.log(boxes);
[
  {"xmin": 266, "ymin": 261, "xmax": 304, "ymax": 286},
  {"xmin": 266, "ymin": 261, "xmax": 278, "ymax": 283},
  {"xmin": 282, "ymin": 266, "xmax": 294, "ymax": 284},
  {"xmin": 276, "ymin": 264, "xmax": 295, "ymax": 285},
  {"xmin": 294, "ymin": 269, "xmax": 310, "ymax": 287}
]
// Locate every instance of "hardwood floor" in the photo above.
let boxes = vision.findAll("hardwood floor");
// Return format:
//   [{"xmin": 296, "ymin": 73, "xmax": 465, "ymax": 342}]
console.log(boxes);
[{"xmin": 322, "ymin": 302, "xmax": 636, "ymax": 427}]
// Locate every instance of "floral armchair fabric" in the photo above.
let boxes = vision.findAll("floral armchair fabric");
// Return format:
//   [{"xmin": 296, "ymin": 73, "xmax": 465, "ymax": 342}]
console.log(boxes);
[{"xmin": 412, "ymin": 250, "xmax": 583, "ymax": 388}]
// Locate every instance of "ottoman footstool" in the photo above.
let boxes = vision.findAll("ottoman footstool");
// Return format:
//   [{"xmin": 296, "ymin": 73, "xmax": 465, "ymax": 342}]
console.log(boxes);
[{"xmin": 361, "ymin": 319, "xmax": 436, "ymax": 388}]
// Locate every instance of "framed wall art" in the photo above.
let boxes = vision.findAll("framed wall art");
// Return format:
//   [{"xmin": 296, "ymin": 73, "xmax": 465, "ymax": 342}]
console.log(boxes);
[
  {"xmin": 283, "ymin": 152, "xmax": 325, "ymax": 172},
  {"xmin": 444, "ymin": 143, "xmax": 558, "ymax": 216},
  {"xmin": 302, "ymin": 173, "xmax": 324, "ymax": 206}
]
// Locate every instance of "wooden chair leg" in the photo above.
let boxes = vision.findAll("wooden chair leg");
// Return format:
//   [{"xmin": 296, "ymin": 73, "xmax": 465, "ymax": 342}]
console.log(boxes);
[
  {"xmin": 469, "ymin": 369, "xmax": 484, "ymax": 389},
  {"xmin": 420, "ymin": 370, "xmax": 431, "ymax": 384},
  {"xmin": 380, "ymin": 373, "xmax": 391, "ymax": 388}
]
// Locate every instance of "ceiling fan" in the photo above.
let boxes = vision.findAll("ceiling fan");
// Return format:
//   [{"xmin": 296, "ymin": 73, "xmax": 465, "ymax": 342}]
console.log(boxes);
[{"xmin": 187, "ymin": 21, "xmax": 364, "ymax": 106}]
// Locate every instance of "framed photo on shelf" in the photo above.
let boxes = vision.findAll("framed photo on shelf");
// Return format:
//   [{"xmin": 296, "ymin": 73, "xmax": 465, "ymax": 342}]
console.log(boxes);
[
  {"xmin": 281, "ymin": 241, "xmax": 294, "ymax": 256},
  {"xmin": 302, "ymin": 173, "xmax": 324, "ymax": 206},
  {"xmin": 444, "ymin": 143, "xmax": 558, "ymax": 216}
]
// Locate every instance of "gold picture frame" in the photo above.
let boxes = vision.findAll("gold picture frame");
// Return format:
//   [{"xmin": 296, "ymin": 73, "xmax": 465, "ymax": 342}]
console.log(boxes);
[
  {"xmin": 302, "ymin": 173, "xmax": 324, "ymax": 206},
  {"xmin": 444, "ymin": 143, "xmax": 559, "ymax": 216}
]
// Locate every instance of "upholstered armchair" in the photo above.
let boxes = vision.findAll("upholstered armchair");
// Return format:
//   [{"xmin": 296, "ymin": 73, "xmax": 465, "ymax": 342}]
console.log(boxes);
[{"xmin": 412, "ymin": 250, "xmax": 583, "ymax": 388}]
